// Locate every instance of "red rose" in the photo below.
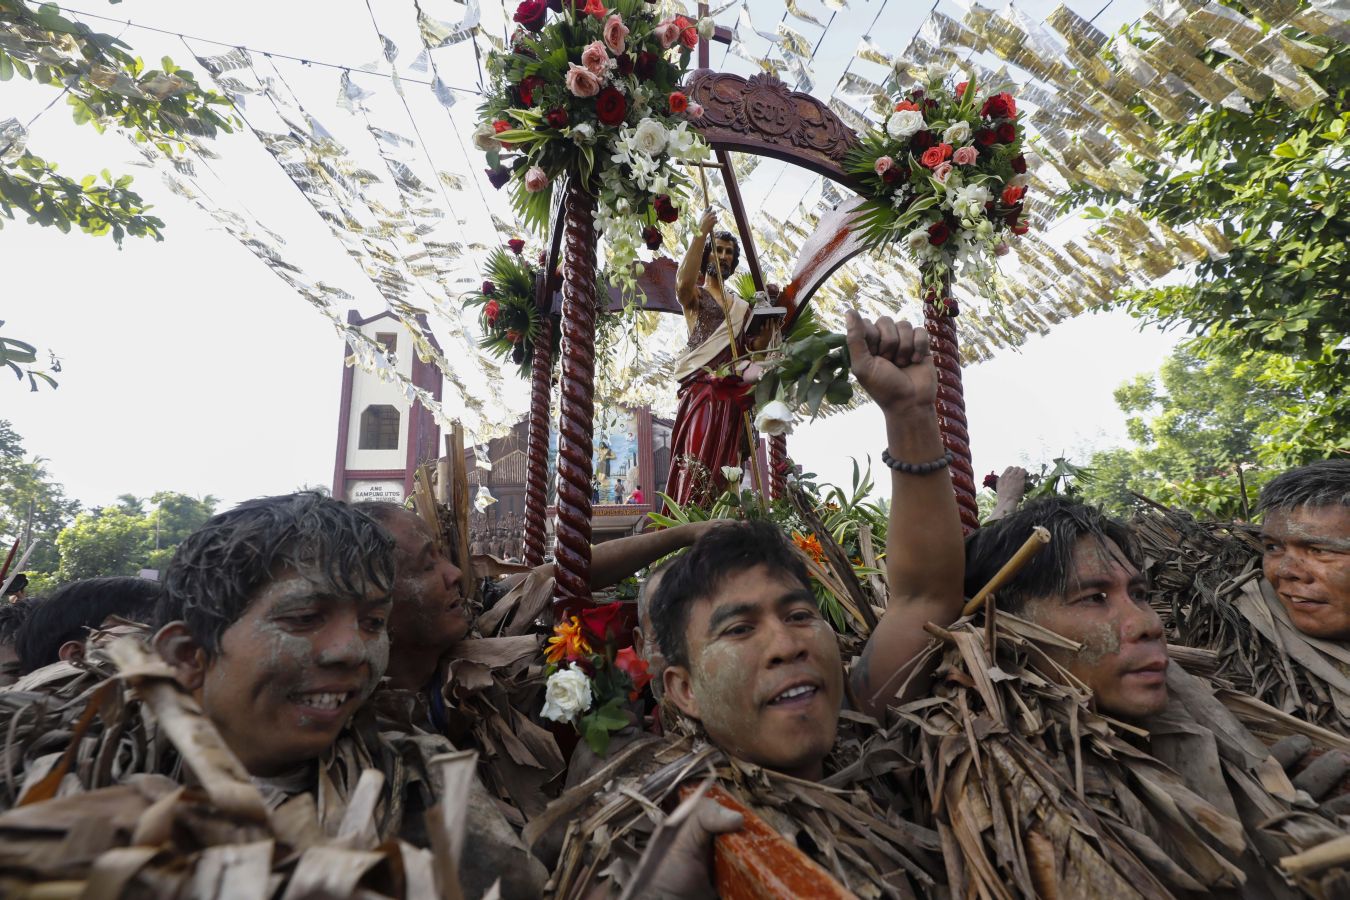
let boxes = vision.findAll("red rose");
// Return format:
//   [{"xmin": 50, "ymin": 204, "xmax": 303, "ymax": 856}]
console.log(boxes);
[
  {"xmin": 1005, "ymin": 203, "xmax": 1022, "ymax": 226},
  {"xmin": 881, "ymin": 166, "xmax": 903, "ymax": 185},
  {"xmin": 546, "ymin": 107, "xmax": 569, "ymax": 128},
  {"xmin": 894, "ymin": 99, "xmax": 918, "ymax": 112},
  {"xmin": 981, "ymin": 92, "xmax": 1016, "ymax": 119},
  {"xmin": 927, "ymin": 221, "xmax": 951, "ymax": 246},
  {"xmin": 1011, "ymin": 224, "xmax": 1029, "ymax": 235},
  {"xmin": 911, "ymin": 130, "xmax": 936, "ymax": 150},
  {"xmin": 680, "ymin": 23, "xmax": 699, "ymax": 48},
  {"xmin": 513, "ymin": 0, "xmax": 548, "ymax": 31},
  {"xmin": 642, "ymin": 225, "xmax": 662, "ymax": 250},
  {"xmin": 633, "ymin": 51, "xmax": 656, "ymax": 81},
  {"xmin": 615, "ymin": 646, "xmax": 652, "ymax": 700},
  {"xmin": 484, "ymin": 299, "xmax": 500, "ymax": 324},
  {"xmin": 580, "ymin": 601, "xmax": 627, "ymax": 643},
  {"xmin": 996, "ymin": 122, "xmax": 1017, "ymax": 144},
  {"xmin": 956, "ymin": 81, "xmax": 969, "ymax": 98},
  {"xmin": 983, "ymin": 471, "xmax": 999, "ymax": 490},
  {"xmin": 668, "ymin": 91, "xmax": 688, "ymax": 114},
  {"xmin": 493, "ymin": 119, "xmax": 511, "ymax": 134},
  {"xmin": 1001, "ymin": 185, "xmax": 1025, "ymax": 205},
  {"xmin": 615, "ymin": 52, "xmax": 634, "ymax": 76},
  {"xmin": 508, "ymin": 237, "xmax": 526, "ymax": 254},
  {"xmin": 938, "ymin": 142, "xmax": 953, "ymax": 161},
  {"xmin": 910, "ymin": 88, "xmax": 925, "ymax": 100},
  {"xmin": 482, "ymin": 280, "xmax": 495, "ymax": 295},
  {"xmin": 1011, "ymin": 153, "xmax": 1027, "ymax": 174},
  {"xmin": 595, "ymin": 87, "xmax": 627, "ymax": 125},
  {"xmin": 974, "ymin": 128, "xmax": 996, "ymax": 147},
  {"xmin": 919, "ymin": 146, "xmax": 946, "ymax": 169},
  {"xmin": 653, "ymin": 194, "xmax": 679, "ymax": 223},
  {"xmin": 517, "ymin": 74, "xmax": 546, "ymax": 106}
]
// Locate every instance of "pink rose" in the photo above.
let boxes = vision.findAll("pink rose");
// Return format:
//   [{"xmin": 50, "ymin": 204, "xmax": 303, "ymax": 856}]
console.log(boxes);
[
  {"xmin": 524, "ymin": 165, "xmax": 549, "ymax": 192},
  {"xmin": 654, "ymin": 19, "xmax": 680, "ymax": 48},
  {"xmin": 603, "ymin": 14, "xmax": 628, "ymax": 54},
  {"xmin": 933, "ymin": 161, "xmax": 953, "ymax": 183},
  {"xmin": 952, "ymin": 145, "xmax": 978, "ymax": 166},
  {"xmin": 581, "ymin": 41, "xmax": 610, "ymax": 76},
  {"xmin": 565, "ymin": 62, "xmax": 601, "ymax": 97},
  {"xmin": 995, "ymin": 242, "xmax": 1010, "ymax": 256},
  {"xmin": 687, "ymin": 101, "xmax": 704, "ymax": 117},
  {"xmin": 874, "ymin": 155, "xmax": 894, "ymax": 175}
]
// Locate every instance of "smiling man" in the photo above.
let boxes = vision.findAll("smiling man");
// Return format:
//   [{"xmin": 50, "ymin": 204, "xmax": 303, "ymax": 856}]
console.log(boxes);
[{"xmin": 1258, "ymin": 459, "xmax": 1350, "ymax": 642}]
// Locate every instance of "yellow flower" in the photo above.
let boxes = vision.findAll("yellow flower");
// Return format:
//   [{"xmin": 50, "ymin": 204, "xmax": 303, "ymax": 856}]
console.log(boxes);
[
  {"xmin": 792, "ymin": 531, "xmax": 825, "ymax": 565},
  {"xmin": 546, "ymin": 615, "xmax": 593, "ymax": 664}
]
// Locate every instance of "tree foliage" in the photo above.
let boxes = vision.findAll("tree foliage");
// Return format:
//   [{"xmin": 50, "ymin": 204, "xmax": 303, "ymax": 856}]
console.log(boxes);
[
  {"xmin": 0, "ymin": 418, "xmax": 80, "ymax": 575},
  {"xmin": 1077, "ymin": 347, "xmax": 1333, "ymax": 519},
  {"xmin": 54, "ymin": 491, "xmax": 218, "ymax": 582},
  {"xmin": 1067, "ymin": 7, "xmax": 1348, "ymax": 432}
]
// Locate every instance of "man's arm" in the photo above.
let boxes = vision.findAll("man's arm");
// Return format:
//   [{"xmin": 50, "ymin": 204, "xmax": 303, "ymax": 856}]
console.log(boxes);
[
  {"xmin": 986, "ymin": 466, "xmax": 1028, "ymax": 522},
  {"xmin": 844, "ymin": 311, "xmax": 965, "ymax": 718},
  {"xmin": 590, "ymin": 520, "xmax": 716, "ymax": 589},
  {"xmin": 676, "ymin": 209, "xmax": 716, "ymax": 309}
]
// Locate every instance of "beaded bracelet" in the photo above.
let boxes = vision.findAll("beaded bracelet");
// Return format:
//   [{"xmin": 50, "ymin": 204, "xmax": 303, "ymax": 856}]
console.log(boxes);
[{"xmin": 880, "ymin": 448, "xmax": 953, "ymax": 474}]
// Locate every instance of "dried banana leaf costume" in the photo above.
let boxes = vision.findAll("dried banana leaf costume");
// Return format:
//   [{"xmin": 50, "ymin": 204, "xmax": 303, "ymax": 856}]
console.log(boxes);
[
  {"xmin": 895, "ymin": 612, "xmax": 1350, "ymax": 899},
  {"xmin": 1134, "ymin": 506, "xmax": 1350, "ymax": 734},
  {"xmin": 0, "ymin": 633, "xmax": 542, "ymax": 898}
]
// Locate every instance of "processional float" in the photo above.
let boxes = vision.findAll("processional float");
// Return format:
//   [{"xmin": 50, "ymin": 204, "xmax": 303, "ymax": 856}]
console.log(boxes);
[{"xmin": 519, "ymin": 40, "xmax": 979, "ymax": 620}]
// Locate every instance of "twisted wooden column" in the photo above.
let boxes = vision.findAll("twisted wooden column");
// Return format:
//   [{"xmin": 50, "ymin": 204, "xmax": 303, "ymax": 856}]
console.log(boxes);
[
  {"xmin": 552, "ymin": 180, "xmax": 598, "ymax": 617},
  {"xmin": 523, "ymin": 316, "xmax": 554, "ymax": 568},
  {"xmin": 925, "ymin": 285, "xmax": 979, "ymax": 534},
  {"xmin": 769, "ymin": 434, "xmax": 787, "ymax": 500}
]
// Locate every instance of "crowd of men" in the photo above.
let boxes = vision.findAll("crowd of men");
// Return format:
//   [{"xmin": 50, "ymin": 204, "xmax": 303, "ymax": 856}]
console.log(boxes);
[{"xmin": 0, "ymin": 310, "xmax": 1346, "ymax": 898}]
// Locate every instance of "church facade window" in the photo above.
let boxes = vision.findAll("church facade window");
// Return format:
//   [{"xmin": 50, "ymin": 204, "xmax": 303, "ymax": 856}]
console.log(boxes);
[{"xmin": 359, "ymin": 404, "xmax": 400, "ymax": 450}]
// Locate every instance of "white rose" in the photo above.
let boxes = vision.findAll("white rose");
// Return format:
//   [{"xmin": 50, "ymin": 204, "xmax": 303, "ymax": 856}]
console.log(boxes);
[
  {"xmin": 631, "ymin": 118, "xmax": 668, "ymax": 157},
  {"xmin": 570, "ymin": 123, "xmax": 595, "ymax": 145},
  {"xmin": 472, "ymin": 121, "xmax": 501, "ymax": 151},
  {"xmin": 697, "ymin": 16, "xmax": 715, "ymax": 39},
  {"xmin": 754, "ymin": 400, "xmax": 796, "ymax": 436},
  {"xmin": 905, "ymin": 227, "xmax": 930, "ymax": 254},
  {"xmin": 540, "ymin": 664, "xmax": 593, "ymax": 723},
  {"xmin": 942, "ymin": 121, "xmax": 970, "ymax": 145},
  {"xmin": 721, "ymin": 466, "xmax": 743, "ymax": 483},
  {"xmin": 1009, "ymin": 173, "xmax": 1029, "ymax": 188},
  {"xmin": 886, "ymin": 109, "xmax": 924, "ymax": 140}
]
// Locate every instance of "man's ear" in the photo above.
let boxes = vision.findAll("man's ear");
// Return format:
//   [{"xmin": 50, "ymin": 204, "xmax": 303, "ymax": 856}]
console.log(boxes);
[
  {"xmin": 632, "ymin": 626, "xmax": 646, "ymax": 658},
  {"xmin": 57, "ymin": 640, "xmax": 86, "ymax": 663},
  {"xmin": 663, "ymin": 664, "xmax": 701, "ymax": 721},
  {"xmin": 153, "ymin": 621, "xmax": 209, "ymax": 692}
]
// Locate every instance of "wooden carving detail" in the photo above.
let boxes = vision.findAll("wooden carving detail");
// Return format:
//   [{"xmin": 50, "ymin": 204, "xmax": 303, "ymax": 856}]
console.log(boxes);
[
  {"xmin": 552, "ymin": 180, "xmax": 599, "ymax": 616},
  {"xmin": 685, "ymin": 70, "xmax": 863, "ymax": 186},
  {"xmin": 523, "ymin": 315, "xmax": 553, "ymax": 568}
]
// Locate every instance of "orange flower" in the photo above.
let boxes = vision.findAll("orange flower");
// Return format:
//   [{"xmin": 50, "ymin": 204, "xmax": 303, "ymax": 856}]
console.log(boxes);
[
  {"xmin": 545, "ymin": 616, "xmax": 593, "ymax": 664},
  {"xmin": 792, "ymin": 531, "xmax": 825, "ymax": 565}
]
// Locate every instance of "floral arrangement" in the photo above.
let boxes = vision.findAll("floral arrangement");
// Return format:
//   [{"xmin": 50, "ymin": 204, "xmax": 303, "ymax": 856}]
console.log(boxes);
[
  {"xmin": 464, "ymin": 240, "xmax": 557, "ymax": 376},
  {"xmin": 844, "ymin": 71, "xmax": 1029, "ymax": 294},
  {"xmin": 541, "ymin": 601, "xmax": 651, "ymax": 754},
  {"xmin": 475, "ymin": 0, "xmax": 712, "ymax": 283}
]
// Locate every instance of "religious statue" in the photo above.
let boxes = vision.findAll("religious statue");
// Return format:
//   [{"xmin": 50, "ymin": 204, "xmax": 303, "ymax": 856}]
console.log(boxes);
[{"xmin": 664, "ymin": 209, "xmax": 765, "ymax": 508}]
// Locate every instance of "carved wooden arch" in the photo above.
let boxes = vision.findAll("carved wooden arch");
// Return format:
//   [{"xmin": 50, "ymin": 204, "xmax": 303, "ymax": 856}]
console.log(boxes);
[{"xmin": 529, "ymin": 70, "xmax": 977, "ymax": 614}]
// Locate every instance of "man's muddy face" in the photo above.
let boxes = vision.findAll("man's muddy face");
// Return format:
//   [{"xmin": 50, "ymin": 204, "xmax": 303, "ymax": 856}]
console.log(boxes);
[
  {"xmin": 199, "ymin": 570, "xmax": 391, "ymax": 776},
  {"xmin": 665, "ymin": 565, "xmax": 842, "ymax": 780},
  {"xmin": 706, "ymin": 238, "xmax": 737, "ymax": 279},
  {"xmin": 1262, "ymin": 505, "xmax": 1350, "ymax": 641},
  {"xmin": 1022, "ymin": 536, "xmax": 1169, "ymax": 721},
  {"xmin": 384, "ymin": 509, "xmax": 470, "ymax": 651}
]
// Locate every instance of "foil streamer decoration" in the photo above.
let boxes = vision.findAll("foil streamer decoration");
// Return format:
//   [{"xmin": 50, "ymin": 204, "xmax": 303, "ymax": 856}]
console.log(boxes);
[
  {"xmin": 196, "ymin": 48, "xmax": 253, "ymax": 76},
  {"xmin": 920, "ymin": 11, "xmax": 986, "ymax": 53},
  {"xmin": 827, "ymin": 98, "xmax": 872, "ymax": 134},
  {"xmin": 776, "ymin": 23, "xmax": 813, "ymax": 59},
  {"xmin": 784, "ymin": 0, "xmax": 827, "ymax": 29},
  {"xmin": 431, "ymin": 76, "xmax": 458, "ymax": 108},
  {"xmin": 855, "ymin": 36, "xmax": 894, "ymax": 68},
  {"xmin": 837, "ymin": 71, "xmax": 885, "ymax": 102},
  {"xmin": 0, "ymin": 118, "xmax": 27, "ymax": 162},
  {"xmin": 417, "ymin": 0, "xmax": 481, "ymax": 47},
  {"xmin": 737, "ymin": 6, "xmax": 783, "ymax": 44}
]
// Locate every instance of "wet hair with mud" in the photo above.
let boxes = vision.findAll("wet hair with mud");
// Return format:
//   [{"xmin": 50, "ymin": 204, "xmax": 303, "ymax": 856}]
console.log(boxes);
[
  {"xmin": 649, "ymin": 519, "xmax": 810, "ymax": 668},
  {"xmin": 157, "ymin": 492, "xmax": 396, "ymax": 656},
  {"xmin": 16, "ymin": 576, "xmax": 160, "ymax": 673},
  {"xmin": 963, "ymin": 497, "xmax": 1141, "ymax": 614},
  {"xmin": 1257, "ymin": 459, "xmax": 1350, "ymax": 516}
]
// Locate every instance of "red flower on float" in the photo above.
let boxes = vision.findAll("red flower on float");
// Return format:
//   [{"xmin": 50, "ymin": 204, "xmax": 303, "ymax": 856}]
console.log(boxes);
[
  {"xmin": 911, "ymin": 130, "xmax": 936, "ymax": 150},
  {"xmin": 595, "ymin": 87, "xmax": 627, "ymax": 125},
  {"xmin": 927, "ymin": 221, "xmax": 951, "ymax": 246},
  {"xmin": 492, "ymin": 120, "xmax": 511, "ymax": 134},
  {"xmin": 894, "ymin": 100, "xmax": 919, "ymax": 111},
  {"xmin": 981, "ymin": 92, "xmax": 1016, "ymax": 119},
  {"xmin": 668, "ymin": 91, "xmax": 688, "ymax": 114},
  {"xmin": 996, "ymin": 122, "xmax": 1017, "ymax": 144},
  {"xmin": 482, "ymin": 280, "xmax": 496, "ymax": 295},
  {"xmin": 505, "ymin": 329, "xmax": 524, "ymax": 343},
  {"xmin": 983, "ymin": 471, "xmax": 999, "ymax": 490},
  {"xmin": 580, "ymin": 601, "xmax": 627, "ymax": 643},
  {"xmin": 1011, "ymin": 154, "xmax": 1027, "ymax": 174},
  {"xmin": 955, "ymin": 81, "xmax": 969, "ymax": 98},
  {"xmin": 513, "ymin": 0, "xmax": 548, "ymax": 31},
  {"xmin": 508, "ymin": 237, "xmax": 526, "ymax": 254},
  {"xmin": 675, "ymin": 15, "xmax": 698, "ymax": 48},
  {"xmin": 615, "ymin": 52, "xmax": 634, "ymax": 76},
  {"xmin": 974, "ymin": 128, "xmax": 997, "ymax": 147},
  {"xmin": 642, "ymin": 225, "xmax": 662, "ymax": 250},
  {"xmin": 546, "ymin": 107, "xmax": 569, "ymax": 128},
  {"xmin": 653, "ymin": 194, "xmax": 679, "ymax": 223},
  {"xmin": 484, "ymin": 299, "xmax": 500, "ymax": 324},
  {"xmin": 581, "ymin": 0, "xmax": 608, "ymax": 19},
  {"xmin": 615, "ymin": 647, "xmax": 651, "ymax": 700},
  {"xmin": 517, "ymin": 75, "xmax": 546, "ymax": 106},
  {"xmin": 1001, "ymin": 185, "xmax": 1025, "ymax": 205},
  {"xmin": 633, "ymin": 51, "xmax": 657, "ymax": 81}
]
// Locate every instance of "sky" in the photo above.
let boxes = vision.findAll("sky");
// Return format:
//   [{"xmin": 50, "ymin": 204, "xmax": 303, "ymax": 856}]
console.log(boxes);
[{"xmin": 1, "ymin": 0, "xmax": 1178, "ymax": 514}]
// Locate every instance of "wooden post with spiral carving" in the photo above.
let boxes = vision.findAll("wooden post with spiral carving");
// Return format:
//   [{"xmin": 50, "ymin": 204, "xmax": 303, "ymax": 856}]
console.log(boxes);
[
  {"xmin": 523, "ymin": 315, "xmax": 554, "ymax": 568},
  {"xmin": 552, "ymin": 179, "xmax": 599, "ymax": 617},
  {"xmin": 925, "ymin": 276, "xmax": 979, "ymax": 534},
  {"xmin": 769, "ymin": 434, "xmax": 787, "ymax": 500}
]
